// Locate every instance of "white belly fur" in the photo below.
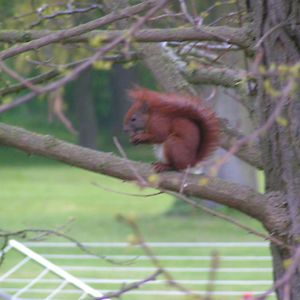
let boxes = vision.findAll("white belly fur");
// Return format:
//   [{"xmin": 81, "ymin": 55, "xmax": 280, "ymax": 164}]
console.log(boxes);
[
  {"xmin": 153, "ymin": 144, "xmax": 167, "ymax": 163},
  {"xmin": 153, "ymin": 143, "xmax": 204, "ymax": 174}
]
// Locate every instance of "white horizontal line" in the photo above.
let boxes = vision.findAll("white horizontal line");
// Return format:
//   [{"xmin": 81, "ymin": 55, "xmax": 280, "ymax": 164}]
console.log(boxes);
[
  {"xmin": 1, "ymin": 288, "xmax": 274, "ymax": 296},
  {"xmin": 62, "ymin": 266, "xmax": 272, "ymax": 273},
  {"xmin": 3, "ymin": 278, "xmax": 273, "ymax": 285},
  {"xmin": 24, "ymin": 242, "xmax": 269, "ymax": 248},
  {"xmin": 42, "ymin": 254, "xmax": 271, "ymax": 261}
]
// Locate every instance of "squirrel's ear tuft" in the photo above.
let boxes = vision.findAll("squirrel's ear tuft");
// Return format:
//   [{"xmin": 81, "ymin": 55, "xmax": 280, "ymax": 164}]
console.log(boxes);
[{"xmin": 128, "ymin": 86, "xmax": 147, "ymax": 101}]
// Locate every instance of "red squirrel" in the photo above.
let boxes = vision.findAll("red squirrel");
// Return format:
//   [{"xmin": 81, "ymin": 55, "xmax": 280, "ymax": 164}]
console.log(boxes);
[{"xmin": 124, "ymin": 88, "xmax": 220, "ymax": 172}]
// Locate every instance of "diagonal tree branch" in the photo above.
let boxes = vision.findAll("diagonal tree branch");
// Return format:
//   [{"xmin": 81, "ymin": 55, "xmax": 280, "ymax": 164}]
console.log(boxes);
[
  {"xmin": 185, "ymin": 65, "xmax": 249, "ymax": 89},
  {"xmin": 0, "ymin": 70, "xmax": 59, "ymax": 97},
  {"xmin": 0, "ymin": 122, "xmax": 282, "ymax": 232}
]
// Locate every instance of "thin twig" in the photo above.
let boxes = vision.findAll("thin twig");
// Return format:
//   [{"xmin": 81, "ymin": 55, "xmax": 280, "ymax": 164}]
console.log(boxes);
[
  {"xmin": 179, "ymin": 167, "xmax": 190, "ymax": 194},
  {"xmin": 179, "ymin": 0, "xmax": 195, "ymax": 25},
  {"xmin": 0, "ymin": 61, "xmax": 41, "ymax": 93},
  {"xmin": 204, "ymin": 251, "xmax": 220, "ymax": 300},
  {"xmin": 0, "ymin": 70, "xmax": 58, "ymax": 97},
  {"xmin": 165, "ymin": 190, "xmax": 291, "ymax": 250},
  {"xmin": 120, "ymin": 215, "xmax": 202, "ymax": 299},
  {"xmin": 96, "ymin": 269, "xmax": 163, "ymax": 300},
  {"xmin": 92, "ymin": 181, "xmax": 162, "ymax": 197},
  {"xmin": 113, "ymin": 137, "xmax": 148, "ymax": 186},
  {"xmin": 31, "ymin": 4, "xmax": 103, "ymax": 28},
  {"xmin": 255, "ymin": 21, "xmax": 290, "ymax": 49},
  {"xmin": 0, "ymin": 228, "xmax": 137, "ymax": 266}
]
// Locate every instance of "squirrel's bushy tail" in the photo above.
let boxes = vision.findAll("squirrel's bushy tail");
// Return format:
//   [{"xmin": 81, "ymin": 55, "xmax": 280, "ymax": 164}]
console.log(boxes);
[{"xmin": 129, "ymin": 87, "xmax": 220, "ymax": 163}]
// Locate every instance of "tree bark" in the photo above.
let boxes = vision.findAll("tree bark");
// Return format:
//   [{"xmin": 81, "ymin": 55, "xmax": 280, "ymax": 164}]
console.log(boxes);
[
  {"xmin": 0, "ymin": 27, "xmax": 252, "ymax": 47},
  {"xmin": 252, "ymin": 0, "xmax": 300, "ymax": 298}
]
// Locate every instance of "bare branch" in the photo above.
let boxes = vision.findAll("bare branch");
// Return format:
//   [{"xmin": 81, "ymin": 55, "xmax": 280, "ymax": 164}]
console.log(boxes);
[
  {"xmin": 186, "ymin": 65, "xmax": 249, "ymax": 89},
  {"xmin": 92, "ymin": 181, "xmax": 162, "ymax": 197},
  {"xmin": 0, "ymin": 26, "xmax": 253, "ymax": 48},
  {"xmin": 0, "ymin": 70, "xmax": 59, "ymax": 97},
  {"xmin": 179, "ymin": 0, "xmax": 195, "ymax": 25},
  {"xmin": 204, "ymin": 251, "xmax": 219, "ymax": 300},
  {"xmin": 30, "ymin": 3, "xmax": 103, "ymax": 28},
  {"xmin": 167, "ymin": 191, "xmax": 290, "ymax": 250},
  {"xmin": 97, "ymin": 269, "xmax": 163, "ymax": 300},
  {"xmin": 0, "ymin": 228, "xmax": 133, "ymax": 266},
  {"xmin": 0, "ymin": 61, "xmax": 41, "ymax": 93},
  {"xmin": 120, "ymin": 215, "xmax": 198, "ymax": 297},
  {"xmin": 113, "ymin": 137, "xmax": 148, "ymax": 186},
  {"xmin": 48, "ymin": 89, "xmax": 77, "ymax": 135}
]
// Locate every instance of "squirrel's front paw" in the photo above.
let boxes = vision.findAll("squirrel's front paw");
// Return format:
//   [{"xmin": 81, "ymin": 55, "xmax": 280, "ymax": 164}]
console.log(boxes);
[
  {"xmin": 152, "ymin": 162, "xmax": 172, "ymax": 173},
  {"xmin": 131, "ymin": 133, "xmax": 144, "ymax": 145}
]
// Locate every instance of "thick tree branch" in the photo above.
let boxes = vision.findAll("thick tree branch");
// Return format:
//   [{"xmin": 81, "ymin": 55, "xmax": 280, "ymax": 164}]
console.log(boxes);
[
  {"xmin": 0, "ymin": 122, "xmax": 279, "ymax": 231},
  {"xmin": 186, "ymin": 66, "xmax": 249, "ymax": 89},
  {"xmin": 0, "ymin": 26, "xmax": 253, "ymax": 48}
]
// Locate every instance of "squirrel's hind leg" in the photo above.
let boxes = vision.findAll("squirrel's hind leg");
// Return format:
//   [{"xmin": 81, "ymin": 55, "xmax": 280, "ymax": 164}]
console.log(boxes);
[{"xmin": 163, "ymin": 136, "xmax": 197, "ymax": 171}]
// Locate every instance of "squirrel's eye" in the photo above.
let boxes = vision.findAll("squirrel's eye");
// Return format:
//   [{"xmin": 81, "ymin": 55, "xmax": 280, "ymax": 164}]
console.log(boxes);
[{"xmin": 131, "ymin": 117, "xmax": 136, "ymax": 122}]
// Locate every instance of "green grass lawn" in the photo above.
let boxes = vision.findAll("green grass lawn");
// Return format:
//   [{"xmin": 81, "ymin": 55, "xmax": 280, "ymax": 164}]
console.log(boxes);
[{"xmin": 0, "ymin": 147, "xmax": 274, "ymax": 299}]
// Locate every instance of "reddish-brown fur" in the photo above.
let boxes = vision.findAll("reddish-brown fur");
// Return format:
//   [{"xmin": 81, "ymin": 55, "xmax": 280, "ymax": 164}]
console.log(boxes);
[{"xmin": 124, "ymin": 88, "xmax": 220, "ymax": 172}]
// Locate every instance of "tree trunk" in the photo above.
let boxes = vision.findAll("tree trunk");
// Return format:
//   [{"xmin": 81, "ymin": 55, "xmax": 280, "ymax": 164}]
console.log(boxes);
[
  {"xmin": 73, "ymin": 68, "xmax": 99, "ymax": 149},
  {"xmin": 252, "ymin": 0, "xmax": 300, "ymax": 298}
]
